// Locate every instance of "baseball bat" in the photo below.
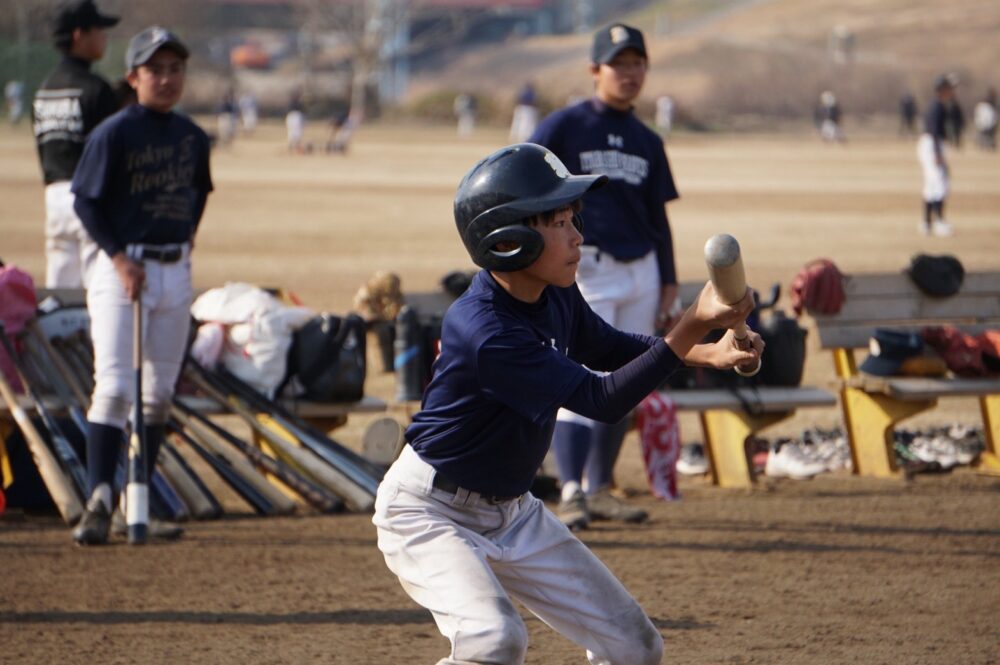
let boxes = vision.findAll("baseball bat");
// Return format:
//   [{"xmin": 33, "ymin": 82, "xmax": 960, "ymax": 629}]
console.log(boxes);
[
  {"xmin": 703, "ymin": 234, "xmax": 762, "ymax": 377},
  {"xmin": 0, "ymin": 347, "xmax": 83, "ymax": 525},
  {"xmin": 126, "ymin": 296, "xmax": 149, "ymax": 545},
  {"xmin": 0, "ymin": 325, "xmax": 88, "ymax": 497},
  {"xmin": 21, "ymin": 326, "xmax": 88, "ymax": 437},
  {"xmin": 186, "ymin": 365, "xmax": 375, "ymax": 511},
  {"xmin": 157, "ymin": 439, "xmax": 223, "ymax": 520},
  {"xmin": 167, "ymin": 424, "xmax": 276, "ymax": 515},
  {"xmin": 170, "ymin": 407, "xmax": 297, "ymax": 515},
  {"xmin": 172, "ymin": 399, "xmax": 343, "ymax": 513},
  {"xmin": 212, "ymin": 363, "xmax": 384, "ymax": 484}
]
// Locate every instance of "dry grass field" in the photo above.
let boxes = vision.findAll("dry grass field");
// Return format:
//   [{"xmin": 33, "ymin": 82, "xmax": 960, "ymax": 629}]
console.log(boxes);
[{"xmin": 1, "ymin": 120, "xmax": 999, "ymax": 664}]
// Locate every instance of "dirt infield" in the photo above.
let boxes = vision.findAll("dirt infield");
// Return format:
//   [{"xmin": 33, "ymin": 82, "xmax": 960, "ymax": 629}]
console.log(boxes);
[{"xmin": 2, "ymin": 122, "xmax": 999, "ymax": 664}]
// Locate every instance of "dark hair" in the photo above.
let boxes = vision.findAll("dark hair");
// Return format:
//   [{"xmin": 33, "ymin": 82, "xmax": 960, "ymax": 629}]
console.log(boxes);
[{"xmin": 525, "ymin": 199, "xmax": 583, "ymax": 226}]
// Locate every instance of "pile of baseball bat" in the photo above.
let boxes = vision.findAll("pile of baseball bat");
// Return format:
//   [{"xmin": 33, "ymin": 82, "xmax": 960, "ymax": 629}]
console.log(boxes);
[{"xmin": 0, "ymin": 319, "xmax": 385, "ymax": 526}]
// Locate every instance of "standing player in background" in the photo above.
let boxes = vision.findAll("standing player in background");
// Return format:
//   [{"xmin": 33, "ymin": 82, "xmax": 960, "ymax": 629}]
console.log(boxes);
[
  {"xmin": 32, "ymin": 0, "xmax": 119, "ymax": 288},
  {"xmin": 917, "ymin": 74, "xmax": 957, "ymax": 238},
  {"xmin": 508, "ymin": 80, "xmax": 538, "ymax": 143},
  {"xmin": 70, "ymin": 26, "xmax": 213, "ymax": 545},
  {"xmin": 373, "ymin": 142, "xmax": 761, "ymax": 665},
  {"xmin": 529, "ymin": 23, "xmax": 681, "ymax": 529}
]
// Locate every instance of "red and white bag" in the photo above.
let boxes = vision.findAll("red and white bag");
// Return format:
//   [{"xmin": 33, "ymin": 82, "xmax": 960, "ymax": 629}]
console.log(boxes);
[{"xmin": 635, "ymin": 391, "xmax": 681, "ymax": 501}]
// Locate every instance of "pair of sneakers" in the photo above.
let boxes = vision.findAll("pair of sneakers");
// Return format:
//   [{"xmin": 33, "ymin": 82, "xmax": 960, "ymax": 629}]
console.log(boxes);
[
  {"xmin": 72, "ymin": 496, "xmax": 184, "ymax": 546},
  {"xmin": 919, "ymin": 220, "xmax": 954, "ymax": 237},
  {"xmin": 557, "ymin": 485, "xmax": 648, "ymax": 531}
]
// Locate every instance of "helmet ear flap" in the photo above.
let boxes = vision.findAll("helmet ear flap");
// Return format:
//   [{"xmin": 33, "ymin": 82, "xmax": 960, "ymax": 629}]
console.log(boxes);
[{"xmin": 475, "ymin": 224, "xmax": 544, "ymax": 271}]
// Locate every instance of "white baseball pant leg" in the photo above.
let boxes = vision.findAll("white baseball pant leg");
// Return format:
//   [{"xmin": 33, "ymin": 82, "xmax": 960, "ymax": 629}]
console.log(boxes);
[
  {"xmin": 44, "ymin": 181, "xmax": 99, "ymax": 289},
  {"xmin": 917, "ymin": 133, "xmax": 949, "ymax": 202},
  {"xmin": 373, "ymin": 446, "xmax": 663, "ymax": 665},
  {"xmin": 86, "ymin": 245, "xmax": 193, "ymax": 428},
  {"xmin": 557, "ymin": 249, "xmax": 660, "ymax": 427}
]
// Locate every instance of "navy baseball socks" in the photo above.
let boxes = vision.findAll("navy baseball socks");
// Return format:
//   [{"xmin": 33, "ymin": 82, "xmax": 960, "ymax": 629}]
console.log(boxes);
[
  {"xmin": 73, "ymin": 422, "xmax": 122, "ymax": 545},
  {"xmin": 585, "ymin": 419, "xmax": 648, "ymax": 524},
  {"xmin": 73, "ymin": 423, "xmax": 182, "ymax": 544}
]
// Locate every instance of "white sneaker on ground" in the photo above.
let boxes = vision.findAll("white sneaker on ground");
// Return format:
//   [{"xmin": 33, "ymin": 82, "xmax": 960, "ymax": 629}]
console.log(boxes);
[
  {"xmin": 676, "ymin": 444, "xmax": 709, "ymax": 475},
  {"xmin": 764, "ymin": 443, "xmax": 827, "ymax": 480},
  {"xmin": 918, "ymin": 222, "xmax": 931, "ymax": 236},
  {"xmin": 931, "ymin": 220, "xmax": 954, "ymax": 237}
]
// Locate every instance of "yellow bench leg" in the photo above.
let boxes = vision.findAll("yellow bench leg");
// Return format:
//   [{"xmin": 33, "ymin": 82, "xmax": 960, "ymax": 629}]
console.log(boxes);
[
  {"xmin": 700, "ymin": 409, "xmax": 791, "ymax": 489},
  {"xmin": 840, "ymin": 387, "xmax": 934, "ymax": 478},
  {"xmin": 976, "ymin": 395, "xmax": 1000, "ymax": 476}
]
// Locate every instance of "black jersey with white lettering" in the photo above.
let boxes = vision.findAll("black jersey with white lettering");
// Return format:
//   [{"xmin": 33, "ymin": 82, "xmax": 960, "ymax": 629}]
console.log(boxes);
[{"xmin": 33, "ymin": 55, "xmax": 118, "ymax": 184}]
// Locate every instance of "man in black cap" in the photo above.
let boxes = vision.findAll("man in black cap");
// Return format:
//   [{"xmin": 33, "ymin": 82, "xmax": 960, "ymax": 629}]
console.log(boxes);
[
  {"xmin": 32, "ymin": 0, "xmax": 120, "ymax": 289},
  {"xmin": 529, "ymin": 23, "xmax": 680, "ymax": 530}
]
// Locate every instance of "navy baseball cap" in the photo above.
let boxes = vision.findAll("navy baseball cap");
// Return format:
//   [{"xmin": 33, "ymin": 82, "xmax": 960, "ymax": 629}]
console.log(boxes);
[
  {"xmin": 934, "ymin": 72, "xmax": 959, "ymax": 91},
  {"xmin": 859, "ymin": 329, "xmax": 924, "ymax": 376},
  {"xmin": 592, "ymin": 23, "xmax": 647, "ymax": 65},
  {"xmin": 126, "ymin": 26, "xmax": 190, "ymax": 70},
  {"xmin": 52, "ymin": 0, "xmax": 119, "ymax": 37}
]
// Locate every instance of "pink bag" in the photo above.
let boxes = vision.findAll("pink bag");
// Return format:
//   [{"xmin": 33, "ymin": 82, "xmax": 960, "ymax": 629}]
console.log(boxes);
[
  {"xmin": 0, "ymin": 265, "xmax": 37, "ymax": 393},
  {"xmin": 635, "ymin": 391, "xmax": 681, "ymax": 501}
]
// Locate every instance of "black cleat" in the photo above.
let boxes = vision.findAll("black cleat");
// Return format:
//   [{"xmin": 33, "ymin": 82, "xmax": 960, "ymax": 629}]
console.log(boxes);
[{"xmin": 72, "ymin": 501, "xmax": 111, "ymax": 546}]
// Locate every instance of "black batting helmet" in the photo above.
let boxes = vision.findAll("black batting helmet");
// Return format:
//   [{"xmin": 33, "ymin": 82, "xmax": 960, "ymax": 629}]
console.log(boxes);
[{"xmin": 454, "ymin": 143, "xmax": 607, "ymax": 272}]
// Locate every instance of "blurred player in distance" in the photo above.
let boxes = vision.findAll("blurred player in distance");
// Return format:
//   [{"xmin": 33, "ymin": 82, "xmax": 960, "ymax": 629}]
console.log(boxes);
[
  {"xmin": 509, "ymin": 80, "xmax": 538, "ymax": 142},
  {"xmin": 69, "ymin": 26, "xmax": 213, "ymax": 545},
  {"xmin": 529, "ymin": 23, "xmax": 682, "ymax": 529},
  {"xmin": 973, "ymin": 88, "xmax": 997, "ymax": 151},
  {"xmin": 32, "ymin": 0, "xmax": 120, "ymax": 288},
  {"xmin": 918, "ymin": 74, "xmax": 958, "ymax": 237},
  {"xmin": 372, "ymin": 142, "xmax": 761, "ymax": 665}
]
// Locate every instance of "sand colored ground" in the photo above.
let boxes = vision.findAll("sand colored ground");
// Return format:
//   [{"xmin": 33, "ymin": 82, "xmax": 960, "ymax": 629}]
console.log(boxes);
[{"xmin": 1, "ymin": 121, "xmax": 999, "ymax": 664}]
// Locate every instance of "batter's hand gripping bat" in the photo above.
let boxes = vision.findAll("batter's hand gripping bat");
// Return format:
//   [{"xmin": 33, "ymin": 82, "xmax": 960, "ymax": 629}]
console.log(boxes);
[{"xmin": 704, "ymin": 234, "xmax": 762, "ymax": 377}]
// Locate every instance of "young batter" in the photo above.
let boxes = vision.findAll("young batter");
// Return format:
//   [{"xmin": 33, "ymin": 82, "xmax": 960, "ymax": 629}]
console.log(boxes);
[
  {"xmin": 70, "ymin": 26, "xmax": 213, "ymax": 545},
  {"xmin": 372, "ymin": 143, "xmax": 761, "ymax": 664}
]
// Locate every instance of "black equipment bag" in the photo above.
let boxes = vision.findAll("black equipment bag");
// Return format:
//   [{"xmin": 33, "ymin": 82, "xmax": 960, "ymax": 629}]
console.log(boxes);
[{"xmin": 284, "ymin": 313, "xmax": 367, "ymax": 401}]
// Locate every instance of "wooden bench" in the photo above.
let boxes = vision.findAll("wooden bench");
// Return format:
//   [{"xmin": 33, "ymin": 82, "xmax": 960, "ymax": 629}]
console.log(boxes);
[
  {"xmin": 807, "ymin": 271, "xmax": 1000, "ymax": 478},
  {"xmin": 404, "ymin": 281, "xmax": 837, "ymax": 489}
]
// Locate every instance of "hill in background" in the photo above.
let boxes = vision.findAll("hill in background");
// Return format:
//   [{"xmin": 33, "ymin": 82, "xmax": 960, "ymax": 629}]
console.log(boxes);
[{"xmin": 404, "ymin": 0, "xmax": 1000, "ymax": 130}]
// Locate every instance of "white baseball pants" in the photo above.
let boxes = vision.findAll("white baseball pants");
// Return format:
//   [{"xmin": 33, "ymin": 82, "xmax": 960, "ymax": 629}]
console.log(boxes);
[
  {"xmin": 373, "ymin": 445, "xmax": 663, "ymax": 665},
  {"xmin": 86, "ymin": 245, "xmax": 193, "ymax": 428},
  {"xmin": 917, "ymin": 133, "xmax": 949, "ymax": 202},
  {"xmin": 44, "ymin": 181, "xmax": 99, "ymax": 288},
  {"xmin": 557, "ymin": 248, "xmax": 660, "ymax": 426}
]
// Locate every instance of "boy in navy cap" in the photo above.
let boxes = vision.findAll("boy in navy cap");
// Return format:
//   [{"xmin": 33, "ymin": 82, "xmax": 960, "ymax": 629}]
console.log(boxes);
[
  {"xmin": 33, "ymin": 0, "xmax": 120, "ymax": 288},
  {"xmin": 372, "ymin": 142, "xmax": 761, "ymax": 664},
  {"xmin": 70, "ymin": 26, "xmax": 212, "ymax": 545},
  {"xmin": 529, "ymin": 23, "xmax": 681, "ymax": 529}
]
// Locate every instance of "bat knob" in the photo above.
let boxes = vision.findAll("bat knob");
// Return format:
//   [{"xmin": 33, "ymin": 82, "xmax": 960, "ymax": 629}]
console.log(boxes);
[{"xmin": 734, "ymin": 358, "xmax": 762, "ymax": 377}]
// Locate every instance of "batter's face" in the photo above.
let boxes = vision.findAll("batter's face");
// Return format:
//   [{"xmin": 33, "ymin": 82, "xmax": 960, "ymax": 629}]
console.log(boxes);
[
  {"xmin": 519, "ymin": 206, "xmax": 583, "ymax": 292},
  {"xmin": 592, "ymin": 48, "xmax": 647, "ymax": 110},
  {"xmin": 128, "ymin": 49, "xmax": 186, "ymax": 113}
]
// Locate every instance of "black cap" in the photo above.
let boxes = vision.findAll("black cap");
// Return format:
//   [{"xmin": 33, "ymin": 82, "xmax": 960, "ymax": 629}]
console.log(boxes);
[
  {"xmin": 934, "ymin": 72, "xmax": 959, "ymax": 91},
  {"xmin": 859, "ymin": 329, "xmax": 924, "ymax": 377},
  {"xmin": 592, "ymin": 23, "xmax": 647, "ymax": 65},
  {"xmin": 126, "ymin": 26, "xmax": 190, "ymax": 70},
  {"xmin": 52, "ymin": 0, "xmax": 119, "ymax": 37}
]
